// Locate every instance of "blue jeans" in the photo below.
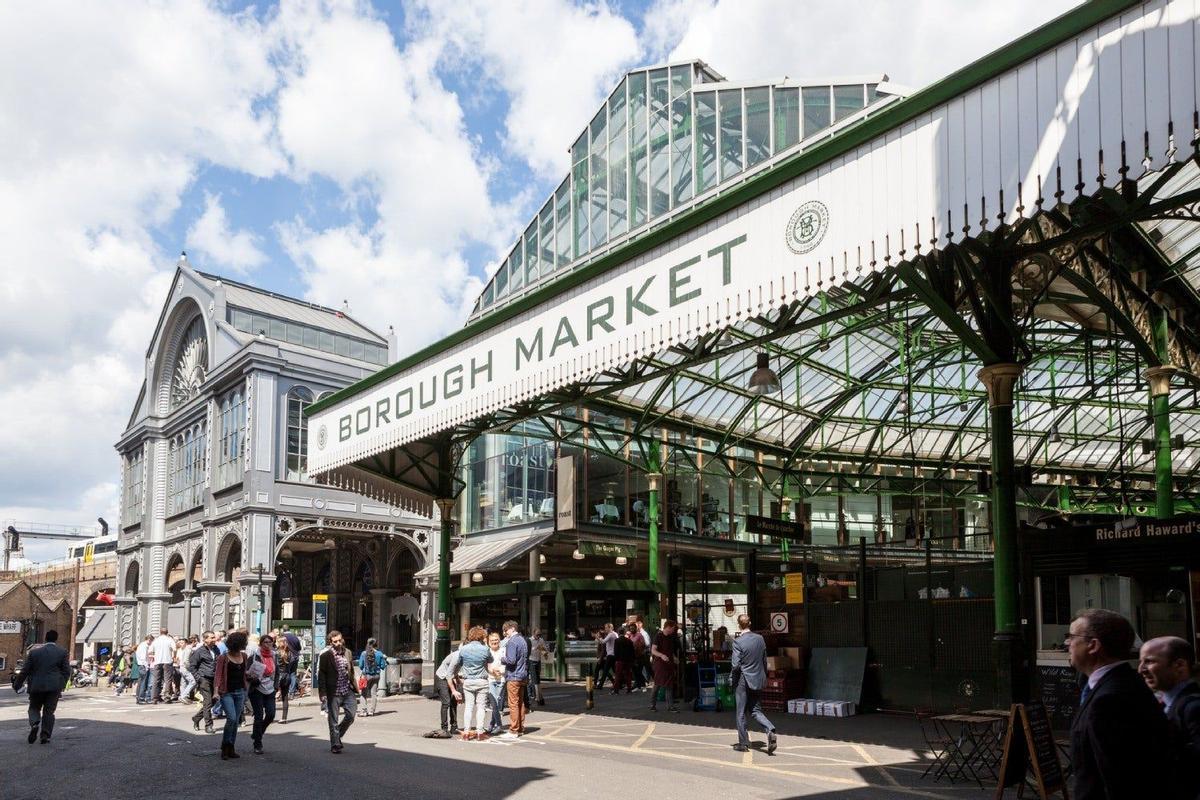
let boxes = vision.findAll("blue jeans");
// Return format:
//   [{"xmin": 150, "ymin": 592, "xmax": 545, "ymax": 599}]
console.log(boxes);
[
  {"xmin": 219, "ymin": 690, "xmax": 245, "ymax": 747},
  {"xmin": 136, "ymin": 668, "xmax": 152, "ymax": 702},
  {"xmin": 488, "ymin": 681, "xmax": 504, "ymax": 732}
]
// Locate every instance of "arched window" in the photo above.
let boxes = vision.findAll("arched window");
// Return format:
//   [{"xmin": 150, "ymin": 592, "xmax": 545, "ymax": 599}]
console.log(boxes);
[{"xmin": 286, "ymin": 386, "xmax": 315, "ymax": 481}]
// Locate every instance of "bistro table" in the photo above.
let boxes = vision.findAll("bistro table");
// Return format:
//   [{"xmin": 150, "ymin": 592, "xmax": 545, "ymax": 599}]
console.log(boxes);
[{"xmin": 929, "ymin": 713, "xmax": 1006, "ymax": 786}]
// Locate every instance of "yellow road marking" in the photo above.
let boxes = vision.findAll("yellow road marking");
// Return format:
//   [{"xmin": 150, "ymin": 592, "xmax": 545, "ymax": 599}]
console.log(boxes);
[
  {"xmin": 632, "ymin": 723, "xmax": 655, "ymax": 749},
  {"xmin": 742, "ymin": 747, "xmax": 754, "ymax": 766},
  {"xmin": 533, "ymin": 730, "xmax": 960, "ymax": 799},
  {"xmin": 544, "ymin": 715, "xmax": 581, "ymax": 738},
  {"xmin": 853, "ymin": 742, "xmax": 903, "ymax": 788}
]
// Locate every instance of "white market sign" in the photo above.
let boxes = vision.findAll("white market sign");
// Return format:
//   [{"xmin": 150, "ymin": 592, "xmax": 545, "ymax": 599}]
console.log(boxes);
[
  {"xmin": 309, "ymin": 0, "xmax": 1197, "ymax": 480},
  {"xmin": 0, "ymin": 621, "xmax": 22, "ymax": 635}
]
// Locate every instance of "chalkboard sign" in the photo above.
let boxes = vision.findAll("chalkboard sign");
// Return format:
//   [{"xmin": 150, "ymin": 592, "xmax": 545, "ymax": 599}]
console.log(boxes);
[
  {"xmin": 807, "ymin": 647, "xmax": 867, "ymax": 704},
  {"xmin": 995, "ymin": 701, "xmax": 1068, "ymax": 799},
  {"xmin": 1037, "ymin": 665, "xmax": 1081, "ymax": 730}
]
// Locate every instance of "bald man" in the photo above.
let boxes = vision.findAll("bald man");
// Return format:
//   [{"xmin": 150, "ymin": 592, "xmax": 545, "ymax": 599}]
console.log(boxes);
[{"xmin": 1139, "ymin": 636, "xmax": 1200, "ymax": 799}]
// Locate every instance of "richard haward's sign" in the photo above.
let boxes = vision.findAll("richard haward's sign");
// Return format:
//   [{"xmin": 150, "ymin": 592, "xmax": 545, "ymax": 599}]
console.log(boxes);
[
  {"xmin": 307, "ymin": 0, "xmax": 1194, "ymax": 475},
  {"xmin": 1092, "ymin": 515, "xmax": 1200, "ymax": 544}
]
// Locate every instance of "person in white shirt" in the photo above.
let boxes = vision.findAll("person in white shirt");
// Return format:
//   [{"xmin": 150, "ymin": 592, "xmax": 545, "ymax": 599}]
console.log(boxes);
[
  {"xmin": 178, "ymin": 636, "xmax": 197, "ymax": 702},
  {"xmin": 134, "ymin": 635, "xmax": 153, "ymax": 704},
  {"xmin": 149, "ymin": 629, "xmax": 176, "ymax": 703},
  {"xmin": 527, "ymin": 629, "xmax": 548, "ymax": 706},
  {"xmin": 595, "ymin": 623, "xmax": 617, "ymax": 689}
]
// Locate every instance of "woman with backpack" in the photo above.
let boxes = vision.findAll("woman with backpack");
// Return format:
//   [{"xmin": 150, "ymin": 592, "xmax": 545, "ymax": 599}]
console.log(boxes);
[
  {"xmin": 356, "ymin": 638, "xmax": 386, "ymax": 716},
  {"xmin": 213, "ymin": 630, "xmax": 249, "ymax": 759},
  {"xmin": 245, "ymin": 633, "xmax": 277, "ymax": 754}
]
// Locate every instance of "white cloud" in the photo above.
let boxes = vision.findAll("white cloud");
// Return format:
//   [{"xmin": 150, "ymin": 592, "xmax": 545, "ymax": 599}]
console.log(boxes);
[
  {"xmin": 187, "ymin": 192, "xmax": 268, "ymax": 273},
  {"xmin": 271, "ymin": 0, "xmax": 510, "ymax": 348},
  {"xmin": 652, "ymin": 0, "xmax": 1084, "ymax": 90},
  {"xmin": 415, "ymin": 0, "xmax": 641, "ymax": 180},
  {"xmin": 0, "ymin": 1, "xmax": 282, "ymax": 522}
]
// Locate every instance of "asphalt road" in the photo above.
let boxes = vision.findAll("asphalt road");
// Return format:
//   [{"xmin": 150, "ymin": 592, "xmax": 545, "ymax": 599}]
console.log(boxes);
[{"xmin": 0, "ymin": 684, "xmax": 995, "ymax": 800}]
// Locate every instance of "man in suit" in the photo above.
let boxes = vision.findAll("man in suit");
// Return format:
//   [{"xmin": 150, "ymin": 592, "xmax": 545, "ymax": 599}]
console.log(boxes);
[
  {"xmin": 1139, "ymin": 636, "xmax": 1199, "ymax": 799},
  {"xmin": 730, "ymin": 613, "xmax": 776, "ymax": 754},
  {"xmin": 13, "ymin": 630, "xmax": 70, "ymax": 744},
  {"xmin": 1067, "ymin": 609, "xmax": 1173, "ymax": 799}
]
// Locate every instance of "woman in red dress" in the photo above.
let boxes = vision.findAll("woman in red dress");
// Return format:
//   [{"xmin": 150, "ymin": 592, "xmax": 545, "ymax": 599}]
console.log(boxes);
[{"xmin": 650, "ymin": 619, "xmax": 680, "ymax": 712}]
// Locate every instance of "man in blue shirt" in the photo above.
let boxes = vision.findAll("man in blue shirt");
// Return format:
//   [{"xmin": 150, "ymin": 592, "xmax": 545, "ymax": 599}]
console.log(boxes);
[{"xmin": 498, "ymin": 620, "xmax": 528, "ymax": 740}]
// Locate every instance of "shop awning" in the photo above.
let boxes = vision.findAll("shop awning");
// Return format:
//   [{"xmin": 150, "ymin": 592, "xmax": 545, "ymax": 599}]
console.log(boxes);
[
  {"xmin": 76, "ymin": 609, "xmax": 113, "ymax": 643},
  {"xmin": 415, "ymin": 529, "xmax": 554, "ymax": 580}
]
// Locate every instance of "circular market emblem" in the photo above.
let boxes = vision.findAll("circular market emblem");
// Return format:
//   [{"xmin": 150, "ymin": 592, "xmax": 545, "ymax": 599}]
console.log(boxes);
[
  {"xmin": 317, "ymin": 424, "xmax": 328, "ymax": 451},
  {"xmin": 785, "ymin": 200, "xmax": 829, "ymax": 255}
]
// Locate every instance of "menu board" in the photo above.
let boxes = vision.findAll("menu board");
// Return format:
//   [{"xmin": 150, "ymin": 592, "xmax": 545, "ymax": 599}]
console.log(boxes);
[
  {"xmin": 1037, "ymin": 665, "xmax": 1081, "ymax": 730},
  {"xmin": 996, "ymin": 701, "xmax": 1068, "ymax": 799}
]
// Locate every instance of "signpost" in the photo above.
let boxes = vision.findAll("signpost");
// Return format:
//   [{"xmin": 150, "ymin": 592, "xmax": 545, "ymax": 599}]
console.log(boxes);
[
  {"xmin": 312, "ymin": 594, "xmax": 328, "ymax": 653},
  {"xmin": 995, "ymin": 701, "xmax": 1068, "ymax": 799},
  {"xmin": 746, "ymin": 514, "xmax": 806, "ymax": 542}
]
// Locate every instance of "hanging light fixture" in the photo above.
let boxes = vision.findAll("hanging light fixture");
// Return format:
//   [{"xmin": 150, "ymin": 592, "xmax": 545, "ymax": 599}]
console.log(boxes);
[
  {"xmin": 747, "ymin": 352, "xmax": 781, "ymax": 395},
  {"xmin": 594, "ymin": 574, "xmax": 605, "ymax": 581},
  {"xmin": 1050, "ymin": 423, "xmax": 1063, "ymax": 444},
  {"xmin": 572, "ymin": 548, "xmax": 585, "ymax": 560},
  {"xmin": 539, "ymin": 553, "xmax": 546, "ymax": 565},
  {"xmin": 471, "ymin": 571, "xmax": 484, "ymax": 583},
  {"xmin": 896, "ymin": 394, "xmax": 910, "ymax": 414},
  {"xmin": 615, "ymin": 556, "xmax": 628, "ymax": 566}
]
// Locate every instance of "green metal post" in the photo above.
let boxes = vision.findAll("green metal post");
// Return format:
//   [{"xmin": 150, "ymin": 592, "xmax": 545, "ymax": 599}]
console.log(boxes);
[
  {"xmin": 1057, "ymin": 483, "xmax": 1071, "ymax": 513},
  {"xmin": 435, "ymin": 498, "xmax": 454, "ymax": 666},
  {"xmin": 555, "ymin": 582, "xmax": 566, "ymax": 682},
  {"xmin": 979, "ymin": 363, "xmax": 1026, "ymax": 705},
  {"xmin": 1147, "ymin": 307, "xmax": 1176, "ymax": 519},
  {"xmin": 648, "ymin": 466, "xmax": 662, "ymax": 585},
  {"xmin": 980, "ymin": 364, "xmax": 1021, "ymax": 637}
]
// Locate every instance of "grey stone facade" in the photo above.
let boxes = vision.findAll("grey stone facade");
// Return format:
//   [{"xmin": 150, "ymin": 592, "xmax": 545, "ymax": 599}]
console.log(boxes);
[{"xmin": 113, "ymin": 258, "xmax": 437, "ymax": 657}]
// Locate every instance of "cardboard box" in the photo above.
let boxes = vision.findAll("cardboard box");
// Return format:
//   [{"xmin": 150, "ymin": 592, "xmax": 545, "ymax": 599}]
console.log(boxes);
[{"xmin": 766, "ymin": 652, "xmax": 797, "ymax": 671}]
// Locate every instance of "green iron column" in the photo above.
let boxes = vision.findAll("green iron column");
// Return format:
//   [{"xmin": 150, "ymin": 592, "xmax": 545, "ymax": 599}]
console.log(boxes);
[
  {"xmin": 434, "ymin": 497, "xmax": 455, "ymax": 666},
  {"xmin": 979, "ymin": 363, "xmax": 1025, "ymax": 703},
  {"xmin": 554, "ymin": 581, "xmax": 566, "ymax": 681},
  {"xmin": 647, "ymin": 470, "xmax": 662, "ymax": 584},
  {"xmin": 979, "ymin": 363, "xmax": 1022, "ymax": 637},
  {"xmin": 1146, "ymin": 304, "xmax": 1177, "ymax": 519},
  {"xmin": 647, "ymin": 469, "xmax": 663, "ymax": 628}
]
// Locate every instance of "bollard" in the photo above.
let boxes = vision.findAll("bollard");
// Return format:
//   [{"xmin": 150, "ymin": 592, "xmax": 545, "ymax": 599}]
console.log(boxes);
[{"xmin": 586, "ymin": 675, "xmax": 594, "ymax": 710}]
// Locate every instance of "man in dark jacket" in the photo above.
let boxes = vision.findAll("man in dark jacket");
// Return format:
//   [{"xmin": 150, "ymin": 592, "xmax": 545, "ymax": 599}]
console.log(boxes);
[
  {"xmin": 1067, "ymin": 609, "xmax": 1173, "ymax": 799},
  {"xmin": 188, "ymin": 630, "xmax": 219, "ymax": 734},
  {"xmin": 1140, "ymin": 636, "xmax": 1200, "ymax": 799},
  {"xmin": 316, "ymin": 630, "xmax": 359, "ymax": 754},
  {"xmin": 14, "ymin": 630, "xmax": 70, "ymax": 744}
]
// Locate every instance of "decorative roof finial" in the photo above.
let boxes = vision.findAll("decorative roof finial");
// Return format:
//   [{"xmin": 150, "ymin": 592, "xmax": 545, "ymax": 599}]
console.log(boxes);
[{"xmin": 177, "ymin": 250, "xmax": 189, "ymax": 268}]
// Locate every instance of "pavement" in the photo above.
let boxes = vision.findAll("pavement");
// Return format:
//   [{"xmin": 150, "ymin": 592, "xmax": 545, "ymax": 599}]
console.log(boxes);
[{"xmin": 0, "ymin": 683, "xmax": 1000, "ymax": 800}]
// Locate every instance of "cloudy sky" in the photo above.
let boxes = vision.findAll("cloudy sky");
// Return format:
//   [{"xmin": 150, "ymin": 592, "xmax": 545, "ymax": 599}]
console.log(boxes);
[{"xmin": 0, "ymin": 0, "xmax": 1080, "ymax": 562}]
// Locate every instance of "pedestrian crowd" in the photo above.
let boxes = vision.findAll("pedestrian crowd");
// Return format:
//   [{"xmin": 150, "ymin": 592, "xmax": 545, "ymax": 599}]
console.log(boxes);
[{"xmin": 65, "ymin": 622, "xmax": 385, "ymax": 759}]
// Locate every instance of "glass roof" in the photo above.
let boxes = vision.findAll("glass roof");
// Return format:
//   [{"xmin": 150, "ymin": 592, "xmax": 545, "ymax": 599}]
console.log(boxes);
[{"xmin": 470, "ymin": 61, "xmax": 905, "ymax": 323}]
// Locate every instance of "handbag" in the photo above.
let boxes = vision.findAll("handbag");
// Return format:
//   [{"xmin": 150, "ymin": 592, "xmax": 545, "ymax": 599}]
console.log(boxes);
[{"xmin": 358, "ymin": 674, "xmax": 368, "ymax": 691}]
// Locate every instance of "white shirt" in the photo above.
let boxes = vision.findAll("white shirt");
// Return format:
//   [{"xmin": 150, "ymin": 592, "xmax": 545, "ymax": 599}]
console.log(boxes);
[
  {"xmin": 488, "ymin": 646, "xmax": 504, "ymax": 682},
  {"xmin": 435, "ymin": 649, "xmax": 462, "ymax": 680},
  {"xmin": 602, "ymin": 630, "xmax": 617, "ymax": 656},
  {"xmin": 639, "ymin": 629, "xmax": 651, "ymax": 648},
  {"xmin": 135, "ymin": 641, "xmax": 149, "ymax": 667},
  {"xmin": 179, "ymin": 645, "xmax": 193, "ymax": 671},
  {"xmin": 150, "ymin": 635, "xmax": 175, "ymax": 665},
  {"xmin": 1087, "ymin": 661, "xmax": 1121, "ymax": 691}
]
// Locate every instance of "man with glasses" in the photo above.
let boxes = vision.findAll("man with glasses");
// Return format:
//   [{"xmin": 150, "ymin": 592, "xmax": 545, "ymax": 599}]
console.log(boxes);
[{"xmin": 1065, "ymin": 609, "xmax": 1174, "ymax": 799}]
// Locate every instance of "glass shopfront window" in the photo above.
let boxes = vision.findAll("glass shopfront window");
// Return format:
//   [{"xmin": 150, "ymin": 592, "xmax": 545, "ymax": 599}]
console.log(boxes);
[{"xmin": 461, "ymin": 434, "xmax": 557, "ymax": 534}]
